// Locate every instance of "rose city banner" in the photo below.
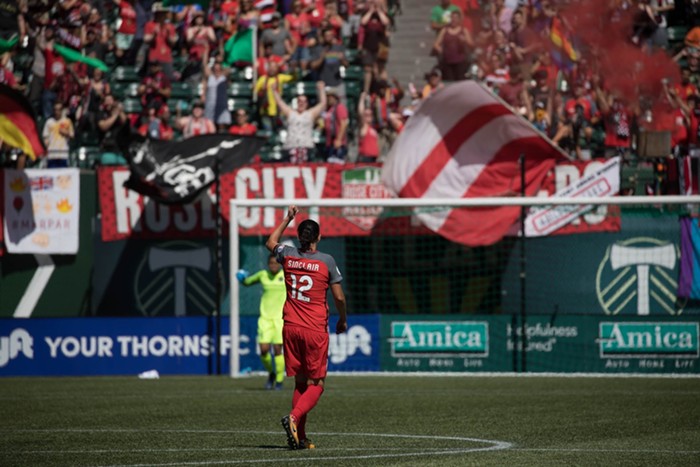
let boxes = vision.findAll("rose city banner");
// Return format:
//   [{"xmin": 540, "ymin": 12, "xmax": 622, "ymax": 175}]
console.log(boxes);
[
  {"xmin": 98, "ymin": 161, "xmax": 618, "ymax": 242},
  {"xmin": 3, "ymin": 168, "xmax": 80, "ymax": 254},
  {"xmin": 525, "ymin": 157, "xmax": 621, "ymax": 237},
  {"xmin": 98, "ymin": 163, "xmax": 424, "ymax": 241}
]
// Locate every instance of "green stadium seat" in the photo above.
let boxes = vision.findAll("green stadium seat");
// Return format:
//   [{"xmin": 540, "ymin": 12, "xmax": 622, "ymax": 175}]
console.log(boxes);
[
  {"xmin": 123, "ymin": 98, "xmax": 142, "ymax": 114},
  {"xmin": 345, "ymin": 80, "xmax": 362, "ymax": 100},
  {"xmin": 170, "ymin": 82, "xmax": 194, "ymax": 100},
  {"xmin": 667, "ymin": 26, "xmax": 688, "ymax": 43},
  {"xmin": 78, "ymin": 131, "xmax": 100, "ymax": 147},
  {"xmin": 113, "ymin": 66, "xmax": 140, "ymax": 82},
  {"xmin": 104, "ymin": 52, "xmax": 116, "ymax": 68},
  {"xmin": 125, "ymin": 82, "xmax": 140, "ymax": 97},
  {"xmin": 227, "ymin": 97, "xmax": 253, "ymax": 112},
  {"xmin": 173, "ymin": 55, "xmax": 188, "ymax": 70},
  {"xmin": 229, "ymin": 81, "xmax": 253, "ymax": 98},
  {"xmin": 110, "ymin": 82, "xmax": 127, "ymax": 99},
  {"xmin": 345, "ymin": 48, "xmax": 360, "ymax": 65},
  {"xmin": 167, "ymin": 99, "xmax": 191, "ymax": 115},
  {"xmin": 283, "ymin": 81, "xmax": 317, "ymax": 99},
  {"xmin": 342, "ymin": 65, "xmax": 364, "ymax": 81},
  {"xmin": 71, "ymin": 146, "xmax": 101, "ymax": 169},
  {"xmin": 231, "ymin": 66, "xmax": 254, "ymax": 82}
]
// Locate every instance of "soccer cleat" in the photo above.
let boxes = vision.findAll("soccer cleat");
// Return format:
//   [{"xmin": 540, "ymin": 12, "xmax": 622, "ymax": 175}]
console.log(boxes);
[
  {"xmin": 299, "ymin": 438, "xmax": 315, "ymax": 450},
  {"xmin": 265, "ymin": 373, "xmax": 275, "ymax": 390},
  {"xmin": 281, "ymin": 415, "xmax": 299, "ymax": 450},
  {"xmin": 274, "ymin": 382, "xmax": 283, "ymax": 390}
]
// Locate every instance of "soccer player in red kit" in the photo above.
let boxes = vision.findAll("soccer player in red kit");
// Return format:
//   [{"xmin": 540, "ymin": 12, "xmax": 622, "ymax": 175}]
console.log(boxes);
[{"xmin": 265, "ymin": 205, "xmax": 348, "ymax": 450}]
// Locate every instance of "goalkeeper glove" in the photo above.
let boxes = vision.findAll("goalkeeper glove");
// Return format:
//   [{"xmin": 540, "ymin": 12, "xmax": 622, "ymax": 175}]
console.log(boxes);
[{"xmin": 236, "ymin": 269, "xmax": 249, "ymax": 283}]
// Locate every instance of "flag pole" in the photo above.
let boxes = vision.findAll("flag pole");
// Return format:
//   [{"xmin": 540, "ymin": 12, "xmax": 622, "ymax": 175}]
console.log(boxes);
[
  {"xmin": 215, "ymin": 153, "xmax": 223, "ymax": 375},
  {"xmin": 519, "ymin": 153, "xmax": 527, "ymax": 373}
]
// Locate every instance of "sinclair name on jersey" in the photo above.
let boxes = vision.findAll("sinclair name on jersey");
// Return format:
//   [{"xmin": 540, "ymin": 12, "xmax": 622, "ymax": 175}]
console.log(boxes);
[{"xmin": 286, "ymin": 259, "xmax": 320, "ymax": 272}]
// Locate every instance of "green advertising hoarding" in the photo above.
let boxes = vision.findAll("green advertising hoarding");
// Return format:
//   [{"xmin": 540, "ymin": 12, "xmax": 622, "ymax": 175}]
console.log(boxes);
[{"xmin": 381, "ymin": 315, "xmax": 700, "ymax": 374}]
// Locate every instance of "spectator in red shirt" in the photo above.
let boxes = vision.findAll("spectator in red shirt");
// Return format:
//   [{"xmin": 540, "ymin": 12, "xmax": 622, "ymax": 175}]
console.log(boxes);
[
  {"xmin": 359, "ymin": 0, "xmax": 390, "ymax": 93},
  {"xmin": 229, "ymin": 108, "xmax": 258, "ymax": 135},
  {"xmin": 258, "ymin": 44, "xmax": 287, "ymax": 77},
  {"xmin": 357, "ymin": 91, "xmax": 380, "ymax": 163},
  {"xmin": 595, "ymin": 81, "xmax": 634, "ymax": 158},
  {"xmin": 323, "ymin": 86, "xmax": 349, "ymax": 163},
  {"xmin": 433, "ymin": 10, "xmax": 473, "ymax": 81},
  {"xmin": 497, "ymin": 66, "xmax": 531, "ymax": 116},
  {"xmin": 138, "ymin": 104, "xmax": 174, "ymax": 140},
  {"xmin": 176, "ymin": 100, "xmax": 216, "ymax": 138},
  {"xmin": 55, "ymin": 61, "xmax": 89, "ymax": 122},
  {"xmin": 39, "ymin": 26, "xmax": 67, "ymax": 119},
  {"xmin": 286, "ymin": 0, "xmax": 312, "ymax": 48},
  {"xmin": 322, "ymin": 0, "xmax": 345, "ymax": 39},
  {"xmin": 114, "ymin": 0, "xmax": 137, "ymax": 65},
  {"xmin": 138, "ymin": 62, "xmax": 172, "ymax": 112},
  {"xmin": 507, "ymin": 8, "xmax": 538, "ymax": 64},
  {"xmin": 185, "ymin": 10, "xmax": 216, "ymax": 76},
  {"xmin": 679, "ymin": 93, "xmax": 700, "ymax": 150},
  {"xmin": 564, "ymin": 81, "xmax": 595, "ymax": 122},
  {"xmin": 674, "ymin": 68, "xmax": 699, "ymax": 102},
  {"xmin": 144, "ymin": 3, "xmax": 179, "ymax": 79}
]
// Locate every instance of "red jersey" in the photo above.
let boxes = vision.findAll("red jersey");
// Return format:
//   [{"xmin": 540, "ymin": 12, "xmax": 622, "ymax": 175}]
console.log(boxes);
[
  {"xmin": 274, "ymin": 244, "xmax": 342, "ymax": 332},
  {"xmin": 229, "ymin": 123, "xmax": 257, "ymax": 135},
  {"xmin": 144, "ymin": 21, "xmax": 177, "ymax": 63},
  {"xmin": 358, "ymin": 124, "xmax": 379, "ymax": 157},
  {"xmin": 118, "ymin": 1, "xmax": 137, "ymax": 35}
]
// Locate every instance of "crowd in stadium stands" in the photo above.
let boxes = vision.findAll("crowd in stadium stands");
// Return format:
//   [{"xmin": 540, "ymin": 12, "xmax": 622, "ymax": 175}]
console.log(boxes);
[{"xmin": 0, "ymin": 0, "xmax": 700, "ymax": 188}]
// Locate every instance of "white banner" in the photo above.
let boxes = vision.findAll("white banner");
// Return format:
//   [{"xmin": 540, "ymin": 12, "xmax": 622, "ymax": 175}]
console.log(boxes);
[
  {"xmin": 3, "ymin": 168, "xmax": 80, "ymax": 254},
  {"xmin": 525, "ymin": 157, "xmax": 621, "ymax": 237}
]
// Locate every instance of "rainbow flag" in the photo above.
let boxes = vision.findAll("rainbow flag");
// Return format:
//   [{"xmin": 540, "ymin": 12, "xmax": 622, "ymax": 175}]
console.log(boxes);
[
  {"xmin": 679, "ymin": 217, "xmax": 700, "ymax": 299},
  {"xmin": 549, "ymin": 16, "xmax": 579, "ymax": 69},
  {"xmin": 0, "ymin": 84, "xmax": 45, "ymax": 160}
]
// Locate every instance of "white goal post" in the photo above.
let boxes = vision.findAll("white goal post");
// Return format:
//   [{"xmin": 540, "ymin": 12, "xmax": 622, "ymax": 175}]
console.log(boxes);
[{"xmin": 228, "ymin": 195, "xmax": 700, "ymax": 377}]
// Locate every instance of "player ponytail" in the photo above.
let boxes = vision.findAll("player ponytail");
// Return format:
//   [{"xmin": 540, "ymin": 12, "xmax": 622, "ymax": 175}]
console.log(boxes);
[{"xmin": 297, "ymin": 219, "xmax": 320, "ymax": 252}]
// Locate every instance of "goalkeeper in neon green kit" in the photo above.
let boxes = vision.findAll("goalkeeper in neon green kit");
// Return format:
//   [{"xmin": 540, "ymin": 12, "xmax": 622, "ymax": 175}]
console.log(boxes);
[{"xmin": 237, "ymin": 254, "xmax": 287, "ymax": 390}]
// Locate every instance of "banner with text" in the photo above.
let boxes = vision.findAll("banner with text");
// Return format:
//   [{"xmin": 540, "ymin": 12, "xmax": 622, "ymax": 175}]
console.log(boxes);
[
  {"xmin": 97, "ymin": 164, "xmax": 425, "ymax": 241},
  {"xmin": 3, "ymin": 168, "xmax": 80, "ymax": 254},
  {"xmin": 0, "ymin": 315, "xmax": 379, "ymax": 376},
  {"xmin": 380, "ymin": 315, "xmax": 699, "ymax": 374},
  {"xmin": 98, "ymin": 160, "xmax": 619, "ymax": 242},
  {"xmin": 526, "ymin": 157, "xmax": 621, "ymax": 237}
]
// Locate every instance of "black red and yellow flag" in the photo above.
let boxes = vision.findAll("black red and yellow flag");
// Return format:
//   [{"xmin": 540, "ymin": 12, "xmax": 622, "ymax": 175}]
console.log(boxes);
[{"xmin": 0, "ymin": 83, "xmax": 46, "ymax": 160}]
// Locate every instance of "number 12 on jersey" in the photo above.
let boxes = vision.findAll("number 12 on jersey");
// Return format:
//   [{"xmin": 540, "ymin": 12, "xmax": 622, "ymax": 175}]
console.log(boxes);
[{"xmin": 290, "ymin": 274, "xmax": 313, "ymax": 302}]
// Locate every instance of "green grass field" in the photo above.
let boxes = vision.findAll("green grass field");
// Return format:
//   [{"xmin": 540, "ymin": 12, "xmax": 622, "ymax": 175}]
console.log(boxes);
[{"xmin": 1, "ymin": 375, "xmax": 699, "ymax": 466}]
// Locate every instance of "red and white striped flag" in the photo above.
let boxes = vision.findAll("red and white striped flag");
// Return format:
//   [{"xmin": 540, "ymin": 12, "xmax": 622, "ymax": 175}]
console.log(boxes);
[
  {"xmin": 254, "ymin": 0, "xmax": 277, "ymax": 26},
  {"xmin": 381, "ymin": 81, "xmax": 568, "ymax": 246}
]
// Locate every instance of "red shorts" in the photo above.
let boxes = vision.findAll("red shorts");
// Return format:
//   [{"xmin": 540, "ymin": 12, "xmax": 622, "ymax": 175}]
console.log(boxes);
[{"xmin": 283, "ymin": 325, "xmax": 329, "ymax": 379}]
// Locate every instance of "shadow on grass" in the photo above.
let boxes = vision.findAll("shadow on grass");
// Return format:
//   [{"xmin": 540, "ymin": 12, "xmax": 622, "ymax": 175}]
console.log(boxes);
[{"xmin": 256, "ymin": 445, "xmax": 291, "ymax": 450}]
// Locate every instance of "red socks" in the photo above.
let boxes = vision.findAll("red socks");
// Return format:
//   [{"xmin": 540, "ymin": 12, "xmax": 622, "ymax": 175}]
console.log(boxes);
[{"xmin": 291, "ymin": 384, "xmax": 324, "ymax": 437}]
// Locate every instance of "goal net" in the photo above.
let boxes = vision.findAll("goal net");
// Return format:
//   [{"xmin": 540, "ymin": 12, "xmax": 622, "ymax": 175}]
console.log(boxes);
[{"xmin": 229, "ymin": 196, "xmax": 700, "ymax": 377}]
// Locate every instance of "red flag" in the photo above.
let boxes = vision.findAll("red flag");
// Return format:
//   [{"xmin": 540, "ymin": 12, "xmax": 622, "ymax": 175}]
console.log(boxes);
[
  {"xmin": 381, "ymin": 81, "xmax": 568, "ymax": 246},
  {"xmin": 0, "ymin": 83, "xmax": 46, "ymax": 160}
]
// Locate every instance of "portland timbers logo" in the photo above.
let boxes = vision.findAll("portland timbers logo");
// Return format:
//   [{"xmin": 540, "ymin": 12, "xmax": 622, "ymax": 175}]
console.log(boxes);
[
  {"xmin": 596, "ymin": 237, "xmax": 684, "ymax": 316},
  {"xmin": 341, "ymin": 167, "xmax": 392, "ymax": 230}
]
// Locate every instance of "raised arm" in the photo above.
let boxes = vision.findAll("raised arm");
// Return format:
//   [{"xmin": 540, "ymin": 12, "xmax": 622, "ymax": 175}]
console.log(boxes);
[
  {"xmin": 265, "ymin": 205, "xmax": 299, "ymax": 252},
  {"xmin": 309, "ymin": 81, "xmax": 327, "ymax": 119},
  {"xmin": 272, "ymin": 87, "xmax": 293, "ymax": 117}
]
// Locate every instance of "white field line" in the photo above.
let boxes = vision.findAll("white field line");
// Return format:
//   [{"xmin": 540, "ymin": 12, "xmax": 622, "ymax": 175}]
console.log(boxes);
[
  {"xmin": 513, "ymin": 448, "xmax": 700, "ymax": 454},
  {"xmin": 6, "ymin": 429, "xmax": 513, "ymax": 466},
  {"xmin": 9, "ymin": 429, "xmax": 699, "ymax": 466}
]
